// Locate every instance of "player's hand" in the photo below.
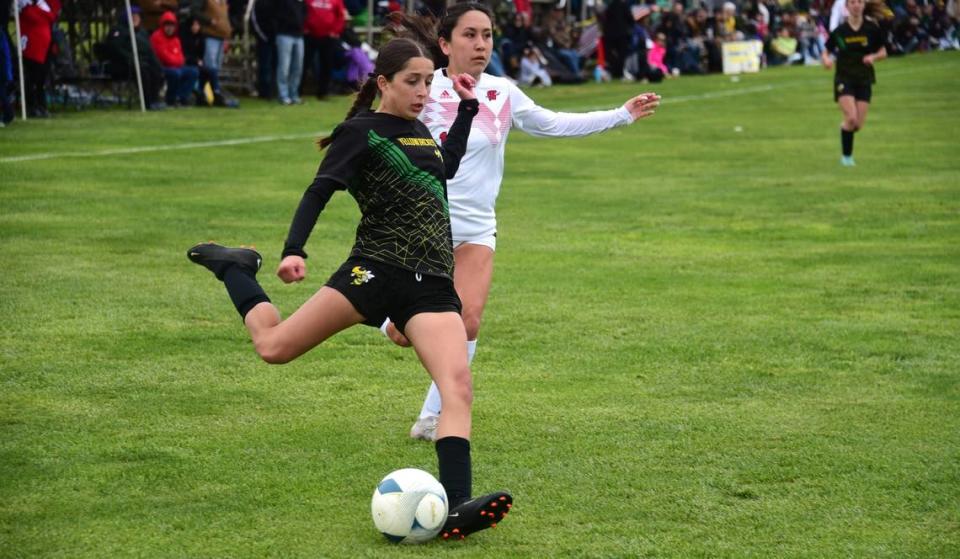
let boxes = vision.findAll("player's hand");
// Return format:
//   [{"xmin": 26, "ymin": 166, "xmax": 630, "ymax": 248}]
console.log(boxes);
[
  {"xmin": 449, "ymin": 73, "xmax": 477, "ymax": 101},
  {"xmin": 862, "ymin": 54, "xmax": 874, "ymax": 65},
  {"xmin": 823, "ymin": 57, "xmax": 834, "ymax": 70},
  {"xmin": 624, "ymin": 93, "xmax": 660, "ymax": 121},
  {"xmin": 384, "ymin": 321, "xmax": 412, "ymax": 347},
  {"xmin": 277, "ymin": 255, "xmax": 307, "ymax": 283}
]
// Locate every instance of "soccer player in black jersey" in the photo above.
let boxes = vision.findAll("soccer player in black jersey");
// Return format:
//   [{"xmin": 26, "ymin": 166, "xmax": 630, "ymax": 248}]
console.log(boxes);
[
  {"xmin": 822, "ymin": 0, "xmax": 887, "ymax": 167},
  {"xmin": 187, "ymin": 38, "xmax": 511, "ymax": 540}
]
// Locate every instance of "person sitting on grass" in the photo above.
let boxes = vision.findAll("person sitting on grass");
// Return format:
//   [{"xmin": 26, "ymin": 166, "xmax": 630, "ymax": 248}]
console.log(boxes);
[{"xmin": 519, "ymin": 45, "xmax": 552, "ymax": 87}]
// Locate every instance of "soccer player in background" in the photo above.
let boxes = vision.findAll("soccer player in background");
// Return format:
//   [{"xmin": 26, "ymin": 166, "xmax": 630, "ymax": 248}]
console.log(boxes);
[
  {"xmin": 385, "ymin": 3, "xmax": 661, "ymax": 441},
  {"xmin": 187, "ymin": 38, "xmax": 511, "ymax": 540},
  {"xmin": 822, "ymin": 0, "xmax": 887, "ymax": 167}
]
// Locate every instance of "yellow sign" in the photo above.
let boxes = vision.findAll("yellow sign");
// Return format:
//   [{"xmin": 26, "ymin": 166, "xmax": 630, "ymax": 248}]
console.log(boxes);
[{"xmin": 722, "ymin": 40, "xmax": 764, "ymax": 74}]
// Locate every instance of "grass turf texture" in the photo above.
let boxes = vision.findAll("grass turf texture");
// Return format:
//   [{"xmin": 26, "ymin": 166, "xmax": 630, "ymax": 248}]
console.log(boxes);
[{"xmin": 2, "ymin": 52, "xmax": 958, "ymax": 558}]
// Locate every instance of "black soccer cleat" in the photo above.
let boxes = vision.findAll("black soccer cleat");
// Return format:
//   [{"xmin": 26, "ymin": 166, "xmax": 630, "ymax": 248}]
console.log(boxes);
[
  {"xmin": 440, "ymin": 492, "xmax": 512, "ymax": 541},
  {"xmin": 187, "ymin": 242, "xmax": 262, "ymax": 280}
]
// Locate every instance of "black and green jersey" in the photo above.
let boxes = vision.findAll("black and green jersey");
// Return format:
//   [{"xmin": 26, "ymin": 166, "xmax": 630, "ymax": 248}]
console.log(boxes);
[
  {"xmin": 826, "ymin": 20, "xmax": 884, "ymax": 84},
  {"xmin": 283, "ymin": 100, "xmax": 479, "ymax": 279}
]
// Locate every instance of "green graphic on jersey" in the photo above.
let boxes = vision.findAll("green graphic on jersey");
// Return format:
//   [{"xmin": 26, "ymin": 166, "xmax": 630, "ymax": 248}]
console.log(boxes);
[
  {"xmin": 835, "ymin": 35, "xmax": 847, "ymax": 50},
  {"xmin": 343, "ymin": 128, "xmax": 454, "ymax": 278},
  {"xmin": 367, "ymin": 130, "xmax": 448, "ymax": 213}
]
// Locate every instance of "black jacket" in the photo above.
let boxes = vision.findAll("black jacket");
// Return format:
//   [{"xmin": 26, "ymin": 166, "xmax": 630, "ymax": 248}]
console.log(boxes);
[
  {"xmin": 102, "ymin": 22, "xmax": 162, "ymax": 79},
  {"xmin": 261, "ymin": 0, "xmax": 307, "ymax": 37},
  {"xmin": 602, "ymin": 0, "xmax": 636, "ymax": 40},
  {"xmin": 251, "ymin": 0, "xmax": 276, "ymax": 41}
]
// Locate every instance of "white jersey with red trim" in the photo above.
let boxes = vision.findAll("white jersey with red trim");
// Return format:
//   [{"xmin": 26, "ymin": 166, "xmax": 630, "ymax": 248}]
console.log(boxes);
[{"xmin": 420, "ymin": 70, "xmax": 635, "ymax": 242}]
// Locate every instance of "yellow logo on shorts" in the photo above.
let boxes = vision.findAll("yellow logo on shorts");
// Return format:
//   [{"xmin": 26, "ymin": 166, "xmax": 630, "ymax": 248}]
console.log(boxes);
[{"xmin": 351, "ymin": 266, "xmax": 375, "ymax": 285}]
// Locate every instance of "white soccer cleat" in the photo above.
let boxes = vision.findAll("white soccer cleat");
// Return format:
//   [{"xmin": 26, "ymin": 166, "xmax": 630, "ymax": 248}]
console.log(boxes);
[{"xmin": 409, "ymin": 416, "xmax": 439, "ymax": 442}]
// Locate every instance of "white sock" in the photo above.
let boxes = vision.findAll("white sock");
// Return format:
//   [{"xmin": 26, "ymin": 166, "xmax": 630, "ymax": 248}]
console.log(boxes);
[
  {"xmin": 379, "ymin": 317, "xmax": 391, "ymax": 337},
  {"xmin": 418, "ymin": 339, "xmax": 478, "ymax": 419},
  {"xmin": 466, "ymin": 339, "xmax": 477, "ymax": 364},
  {"xmin": 419, "ymin": 383, "xmax": 442, "ymax": 419}
]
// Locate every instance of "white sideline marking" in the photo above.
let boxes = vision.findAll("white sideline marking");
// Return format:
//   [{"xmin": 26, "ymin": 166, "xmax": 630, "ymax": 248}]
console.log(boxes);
[
  {"xmin": 0, "ymin": 85, "xmax": 780, "ymax": 165},
  {"xmin": 566, "ymin": 61, "xmax": 954, "ymax": 112},
  {"xmin": 1, "ymin": 87, "xmax": 773, "ymax": 164},
  {"xmin": 1, "ymin": 61, "xmax": 952, "ymax": 165},
  {"xmin": 505, "ymin": 84, "xmax": 779, "ymax": 114},
  {"xmin": 663, "ymin": 84, "xmax": 776, "ymax": 103},
  {"xmin": 0, "ymin": 132, "xmax": 325, "ymax": 164}
]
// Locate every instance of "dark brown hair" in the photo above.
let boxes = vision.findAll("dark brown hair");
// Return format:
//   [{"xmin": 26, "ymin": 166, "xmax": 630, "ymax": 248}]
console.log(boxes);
[
  {"xmin": 387, "ymin": 2, "xmax": 495, "ymax": 68},
  {"xmin": 318, "ymin": 38, "xmax": 432, "ymax": 149}
]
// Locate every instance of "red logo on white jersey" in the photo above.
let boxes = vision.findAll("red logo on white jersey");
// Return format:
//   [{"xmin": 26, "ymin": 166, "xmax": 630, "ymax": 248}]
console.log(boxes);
[
  {"xmin": 439, "ymin": 131, "xmax": 448, "ymax": 143},
  {"xmin": 425, "ymin": 92, "xmax": 511, "ymax": 146},
  {"xmin": 440, "ymin": 90, "xmax": 452, "ymax": 99},
  {"xmin": 486, "ymin": 90, "xmax": 499, "ymax": 101}
]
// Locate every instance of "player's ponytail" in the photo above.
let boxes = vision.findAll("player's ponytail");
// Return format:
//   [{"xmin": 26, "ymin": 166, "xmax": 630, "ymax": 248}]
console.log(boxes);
[
  {"xmin": 317, "ymin": 38, "xmax": 432, "ymax": 150},
  {"xmin": 345, "ymin": 78, "xmax": 380, "ymax": 122}
]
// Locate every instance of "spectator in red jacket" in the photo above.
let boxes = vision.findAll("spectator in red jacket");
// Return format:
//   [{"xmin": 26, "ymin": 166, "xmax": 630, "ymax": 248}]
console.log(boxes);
[
  {"xmin": 303, "ymin": 0, "xmax": 346, "ymax": 99},
  {"xmin": 17, "ymin": 0, "xmax": 61, "ymax": 118},
  {"xmin": 151, "ymin": 11, "xmax": 199, "ymax": 106}
]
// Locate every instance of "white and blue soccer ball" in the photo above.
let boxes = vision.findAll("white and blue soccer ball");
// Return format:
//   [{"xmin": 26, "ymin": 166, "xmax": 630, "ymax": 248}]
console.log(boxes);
[{"xmin": 371, "ymin": 468, "xmax": 448, "ymax": 544}]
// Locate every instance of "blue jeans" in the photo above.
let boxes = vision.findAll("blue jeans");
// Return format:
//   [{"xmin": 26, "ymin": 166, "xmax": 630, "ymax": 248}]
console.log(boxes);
[
  {"xmin": 500, "ymin": 39, "xmax": 518, "ymax": 76},
  {"xmin": 276, "ymin": 34, "xmax": 304, "ymax": 102},
  {"xmin": 555, "ymin": 48, "xmax": 581, "ymax": 76},
  {"xmin": 0, "ymin": 30, "xmax": 14, "ymax": 122},
  {"xmin": 163, "ymin": 66, "xmax": 199, "ymax": 105},
  {"xmin": 203, "ymin": 37, "xmax": 224, "ymax": 93}
]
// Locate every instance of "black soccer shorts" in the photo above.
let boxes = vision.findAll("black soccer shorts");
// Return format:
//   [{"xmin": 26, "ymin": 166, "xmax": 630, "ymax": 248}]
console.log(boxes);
[
  {"xmin": 324, "ymin": 257, "xmax": 462, "ymax": 335},
  {"xmin": 834, "ymin": 79, "xmax": 872, "ymax": 102}
]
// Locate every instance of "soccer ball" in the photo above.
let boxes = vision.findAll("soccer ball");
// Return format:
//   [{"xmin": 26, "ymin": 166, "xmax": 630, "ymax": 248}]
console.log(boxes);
[{"xmin": 371, "ymin": 468, "xmax": 448, "ymax": 544}]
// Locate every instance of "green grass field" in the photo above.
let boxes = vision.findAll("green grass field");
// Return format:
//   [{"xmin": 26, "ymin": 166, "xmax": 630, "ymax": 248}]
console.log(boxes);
[{"xmin": 2, "ymin": 51, "xmax": 959, "ymax": 558}]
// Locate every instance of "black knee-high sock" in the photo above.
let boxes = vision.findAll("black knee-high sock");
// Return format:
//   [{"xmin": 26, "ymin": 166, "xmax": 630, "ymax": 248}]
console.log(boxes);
[
  {"xmin": 436, "ymin": 436, "xmax": 471, "ymax": 509},
  {"xmin": 222, "ymin": 265, "xmax": 271, "ymax": 318},
  {"xmin": 841, "ymin": 128, "xmax": 855, "ymax": 157}
]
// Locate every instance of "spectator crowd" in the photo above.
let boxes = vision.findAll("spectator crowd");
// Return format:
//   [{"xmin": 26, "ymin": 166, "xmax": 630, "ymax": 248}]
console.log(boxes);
[
  {"xmin": 0, "ymin": 0, "xmax": 957, "ymax": 124},
  {"xmin": 491, "ymin": 0, "xmax": 958, "ymax": 85}
]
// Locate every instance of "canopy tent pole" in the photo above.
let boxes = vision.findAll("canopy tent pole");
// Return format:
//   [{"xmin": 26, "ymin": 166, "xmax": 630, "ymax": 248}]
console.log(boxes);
[
  {"xmin": 124, "ymin": 0, "xmax": 146, "ymax": 112},
  {"xmin": 243, "ymin": 0, "xmax": 255, "ymax": 95},
  {"xmin": 12, "ymin": 0, "xmax": 27, "ymax": 120}
]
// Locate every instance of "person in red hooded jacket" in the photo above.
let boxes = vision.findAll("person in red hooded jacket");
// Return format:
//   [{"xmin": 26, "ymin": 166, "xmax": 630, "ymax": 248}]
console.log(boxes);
[
  {"xmin": 17, "ymin": 0, "xmax": 62, "ymax": 118},
  {"xmin": 303, "ymin": 0, "xmax": 346, "ymax": 99},
  {"xmin": 150, "ymin": 11, "xmax": 200, "ymax": 107}
]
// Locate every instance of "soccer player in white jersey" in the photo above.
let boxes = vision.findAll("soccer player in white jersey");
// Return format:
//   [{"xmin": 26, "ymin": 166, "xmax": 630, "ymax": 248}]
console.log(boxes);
[{"xmin": 384, "ymin": 3, "xmax": 661, "ymax": 441}]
